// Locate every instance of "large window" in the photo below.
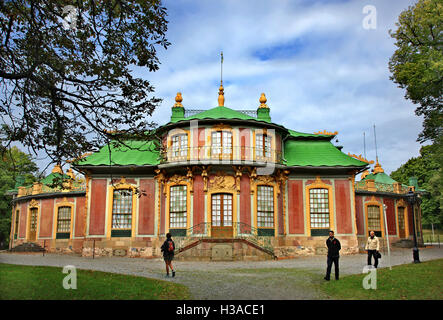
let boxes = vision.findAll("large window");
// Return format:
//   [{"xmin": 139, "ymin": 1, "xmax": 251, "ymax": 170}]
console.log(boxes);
[
  {"xmin": 256, "ymin": 134, "xmax": 271, "ymax": 159},
  {"xmin": 398, "ymin": 207, "xmax": 405, "ymax": 230},
  {"xmin": 211, "ymin": 131, "xmax": 232, "ymax": 158},
  {"xmin": 170, "ymin": 185, "xmax": 187, "ymax": 228},
  {"xmin": 29, "ymin": 208, "xmax": 38, "ymax": 232},
  {"xmin": 170, "ymin": 134, "xmax": 188, "ymax": 160},
  {"xmin": 57, "ymin": 206, "xmax": 72, "ymax": 233},
  {"xmin": 309, "ymin": 188, "xmax": 330, "ymax": 233},
  {"xmin": 367, "ymin": 205, "xmax": 381, "ymax": 235},
  {"xmin": 112, "ymin": 189, "xmax": 133, "ymax": 232},
  {"xmin": 257, "ymin": 186, "xmax": 274, "ymax": 228},
  {"xmin": 14, "ymin": 209, "xmax": 19, "ymax": 239}
]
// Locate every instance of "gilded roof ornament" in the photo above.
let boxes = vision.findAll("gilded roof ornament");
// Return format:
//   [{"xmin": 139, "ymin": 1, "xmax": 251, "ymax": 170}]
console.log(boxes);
[
  {"xmin": 314, "ymin": 130, "xmax": 338, "ymax": 136},
  {"xmin": 258, "ymin": 93, "xmax": 268, "ymax": 108},
  {"xmin": 218, "ymin": 84, "xmax": 225, "ymax": 107},
  {"xmin": 347, "ymin": 153, "xmax": 374, "ymax": 164},
  {"xmin": 373, "ymin": 159, "xmax": 384, "ymax": 174},
  {"xmin": 52, "ymin": 164, "xmax": 63, "ymax": 174},
  {"xmin": 174, "ymin": 92, "xmax": 183, "ymax": 108}
]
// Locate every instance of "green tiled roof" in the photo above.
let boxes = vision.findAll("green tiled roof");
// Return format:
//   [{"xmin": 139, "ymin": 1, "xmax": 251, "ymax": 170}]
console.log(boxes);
[
  {"xmin": 76, "ymin": 140, "xmax": 159, "ymax": 166},
  {"xmin": 41, "ymin": 172, "xmax": 70, "ymax": 185},
  {"xmin": 284, "ymin": 140, "xmax": 367, "ymax": 167},
  {"xmin": 288, "ymin": 129, "xmax": 333, "ymax": 139},
  {"xmin": 361, "ymin": 172, "xmax": 398, "ymax": 185}
]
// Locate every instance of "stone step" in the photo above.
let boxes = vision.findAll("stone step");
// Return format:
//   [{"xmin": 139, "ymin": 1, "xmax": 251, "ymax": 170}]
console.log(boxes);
[{"xmin": 10, "ymin": 242, "xmax": 45, "ymax": 252}]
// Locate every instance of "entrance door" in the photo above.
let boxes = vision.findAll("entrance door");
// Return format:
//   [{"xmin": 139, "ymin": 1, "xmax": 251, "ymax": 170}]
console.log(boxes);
[
  {"xmin": 211, "ymin": 193, "xmax": 233, "ymax": 238},
  {"xmin": 28, "ymin": 208, "xmax": 38, "ymax": 241},
  {"xmin": 398, "ymin": 207, "xmax": 406, "ymax": 238}
]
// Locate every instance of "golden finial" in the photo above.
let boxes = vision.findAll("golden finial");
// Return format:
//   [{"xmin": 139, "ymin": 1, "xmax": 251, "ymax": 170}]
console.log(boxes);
[
  {"xmin": 373, "ymin": 159, "xmax": 384, "ymax": 174},
  {"xmin": 67, "ymin": 168, "xmax": 75, "ymax": 179},
  {"xmin": 52, "ymin": 164, "xmax": 63, "ymax": 174},
  {"xmin": 361, "ymin": 170, "xmax": 370, "ymax": 179},
  {"xmin": 218, "ymin": 84, "xmax": 225, "ymax": 107},
  {"xmin": 174, "ymin": 92, "xmax": 183, "ymax": 108},
  {"xmin": 258, "ymin": 93, "xmax": 268, "ymax": 108}
]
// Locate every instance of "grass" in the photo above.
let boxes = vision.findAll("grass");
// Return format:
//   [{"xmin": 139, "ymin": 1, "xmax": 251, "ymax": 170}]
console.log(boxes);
[
  {"xmin": 321, "ymin": 259, "xmax": 443, "ymax": 300},
  {"xmin": 423, "ymin": 229, "xmax": 443, "ymax": 241},
  {"xmin": 0, "ymin": 264, "xmax": 191, "ymax": 300}
]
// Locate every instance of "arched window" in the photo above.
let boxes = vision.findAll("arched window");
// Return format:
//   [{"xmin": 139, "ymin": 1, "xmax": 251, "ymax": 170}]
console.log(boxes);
[
  {"xmin": 28, "ymin": 207, "xmax": 38, "ymax": 241},
  {"xmin": 111, "ymin": 189, "xmax": 133, "ymax": 237},
  {"xmin": 256, "ymin": 134, "xmax": 271, "ymax": 160},
  {"xmin": 309, "ymin": 188, "xmax": 330, "ymax": 235},
  {"xmin": 257, "ymin": 185, "xmax": 274, "ymax": 228},
  {"xmin": 211, "ymin": 131, "xmax": 232, "ymax": 158},
  {"xmin": 170, "ymin": 185, "xmax": 187, "ymax": 229},
  {"xmin": 56, "ymin": 206, "xmax": 72, "ymax": 239},
  {"xmin": 170, "ymin": 134, "xmax": 188, "ymax": 160},
  {"xmin": 367, "ymin": 205, "xmax": 382, "ymax": 237}
]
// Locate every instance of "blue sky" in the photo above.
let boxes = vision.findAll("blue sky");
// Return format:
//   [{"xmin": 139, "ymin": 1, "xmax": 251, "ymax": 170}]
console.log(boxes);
[
  {"xmin": 29, "ymin": 0, "xmax": 423, "ymax": 178},
  {"xmin": 140, "ymin": 0, "xmax": 424, "ymax": 177}
]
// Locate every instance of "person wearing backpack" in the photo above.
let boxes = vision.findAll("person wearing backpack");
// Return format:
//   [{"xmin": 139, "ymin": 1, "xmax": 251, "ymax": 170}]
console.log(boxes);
[{"xmin": 161, "ymin": 233, "xmax": 176, "ymax": 277}]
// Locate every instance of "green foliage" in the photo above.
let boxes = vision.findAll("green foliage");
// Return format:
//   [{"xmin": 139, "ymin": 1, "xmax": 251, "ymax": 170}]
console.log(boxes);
[
  {"xmin": 0, "ymin": 146, "xmax": 38, "ymax": 248},
  {"xmin": 322, "ymin": 259, "xmax": 443, "ymax": 300},
  {"xmin": 0, "ymin": 264, "xmax": 190, "ymax": 300},
  {"xmin": 388, "ymin": 0, "xmax": 443, "ymax": 143},
  {"xmin": 0, "ymin": 0, "xmax": 170, "ymax": 165},
  {"xmin": 391, "ymin": 143, "xmax": 442, "ymax": 225}
]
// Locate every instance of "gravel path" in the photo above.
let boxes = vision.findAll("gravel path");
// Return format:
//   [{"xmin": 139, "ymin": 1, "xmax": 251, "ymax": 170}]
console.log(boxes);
[{"xmin": 1, "ymin": 247, "xmax": 442, "ymax": 300}]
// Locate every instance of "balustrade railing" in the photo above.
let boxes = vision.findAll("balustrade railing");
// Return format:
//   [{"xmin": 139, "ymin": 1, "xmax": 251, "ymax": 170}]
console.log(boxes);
[
  {"xmin": 161, "ymin": 146, "xmax": 283, "ymax": 164},
  {"xmin": 174, "ymin": 222, "xmax": 275, "ymax": 255}
]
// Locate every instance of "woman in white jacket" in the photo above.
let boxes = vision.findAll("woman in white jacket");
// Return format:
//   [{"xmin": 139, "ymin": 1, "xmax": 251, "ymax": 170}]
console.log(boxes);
[{"xmin": 365, "ymin": 230, "xmax": 380, "ymax": 268}]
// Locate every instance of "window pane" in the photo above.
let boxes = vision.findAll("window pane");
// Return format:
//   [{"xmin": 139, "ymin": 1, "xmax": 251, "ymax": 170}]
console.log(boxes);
[
  {"xmin": 30, "ymin": 208, "xmax": 38, "ymax": 231},
  {"xmin": 398, "ymin": 207, "xmax": 405, "ymax": 229},
  {"xmin": 367, "ymin": 205, "xmax": 381, "ymax": 231},
  {"xmin": 309, "ymin": 188, "xmax": 329, "ymax": 229},
  {"xmin": 257, "ymin": 186, "xmax": 274, "ymax": 227},
  {"xmin": 112, "ymin": 189, "xmax": 132, "ymax": 229},
  {"xmin": 170, "ymin": 185, "xmax": 187, "ymax": 228},
  {"xmin": 57, "ymin": 206, "xmax": 71, "ymax": 233}
]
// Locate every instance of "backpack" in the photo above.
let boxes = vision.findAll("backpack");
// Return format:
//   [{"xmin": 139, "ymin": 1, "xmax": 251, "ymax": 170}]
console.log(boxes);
[{"xmin": 167, "ymin": 240, "xmax": 174, "ymax": 252}]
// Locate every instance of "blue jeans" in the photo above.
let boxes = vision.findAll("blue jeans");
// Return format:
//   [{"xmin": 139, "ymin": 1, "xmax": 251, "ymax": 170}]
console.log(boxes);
[{"xmin": 326, "ymin": 256, "xmax": 339, "ymax": 280}]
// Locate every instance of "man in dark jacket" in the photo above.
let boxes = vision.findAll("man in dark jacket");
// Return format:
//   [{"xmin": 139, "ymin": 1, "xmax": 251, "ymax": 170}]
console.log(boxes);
[
  {"xmin": 324, "ymin": 230, "xmax": 341, "ymax": 281},
  {"xmin": 161, "ymin": 233, "xmax": 176, "ymax": 277}
]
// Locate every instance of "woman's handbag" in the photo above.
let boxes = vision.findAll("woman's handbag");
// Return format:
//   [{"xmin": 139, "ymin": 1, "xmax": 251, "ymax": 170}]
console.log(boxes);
[{"xmin": 376, "ymin": 251, "xmax": 382, "ymax": 259}]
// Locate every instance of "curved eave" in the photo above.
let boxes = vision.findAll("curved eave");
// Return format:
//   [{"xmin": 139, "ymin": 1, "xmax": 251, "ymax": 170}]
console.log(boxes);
[
  {"xmin": 158, "ymin": 118, "xmax": 289, "ymax": 134},
  {"xmin": 11, "ymin": 190, "xmax": 86, "ymax": 203},
  {"xmin": 285, "ymin": 165, "xmax": 368, "ymax": 172}
]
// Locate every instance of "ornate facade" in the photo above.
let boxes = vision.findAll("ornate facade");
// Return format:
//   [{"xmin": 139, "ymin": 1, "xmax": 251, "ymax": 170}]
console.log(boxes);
[{"xmin": 8, "ymin": 87, "xmax": 424, "ymax": 260}]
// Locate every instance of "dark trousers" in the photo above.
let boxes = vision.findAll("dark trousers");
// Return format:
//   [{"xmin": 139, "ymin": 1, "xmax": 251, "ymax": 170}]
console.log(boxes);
[
  {"xmin": 367, "ymin": 250, "xmax": 379, "ymax": 268},
  {"xmin": 325, "ymin": 256, "xmax": 339, "ymax": 280}
]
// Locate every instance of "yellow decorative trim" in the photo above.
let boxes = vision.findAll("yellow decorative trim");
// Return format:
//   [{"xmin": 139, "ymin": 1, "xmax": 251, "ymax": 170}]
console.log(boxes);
[
  {"xmin": 396, "ymin": 199, "xmax": 409, "ymax": 238},
  {"xmin": 347, "ymin": 153, "xmax": 374, "ymax": 164},
  {"xmin": 106, "ymin": 178, "xmax": 137, "ymax": 238},
  {"xmin": 26, "ymin": 199, "xmax": 40, "ymax": 241},
  {"xmin": 305, "ymin": 177, "xmax": 335, "ymax": 236},
  {"xmin": 206, "ymin": 126, "xmax": 235, "ymax": 161},
  {"xmin": 250, "ymin": 173, "xmax": 279, "ymax": 236},
  {"xmin": 53, "ymin": 199, "xmax": 75, "ymax": 239},
  {"xmin": 206, "ymin": 188, "xmax": 238, "ymax": 238},
  {"xmin": 364, "ymin": 198, "xmax": 385, "ymax": 237},
  {"xmin": 84, "ymin": 174, "xmax": 90, "ymax": 238},
  {"xmin": 314, "ymin": 130, "xmax": 338, "ymax": 136},
  {"xmin": 165, "ymin": 178, "xmax": 192, "ymax": 235},
  {"xmin": 167, "ymin": 129, "xmax": 191, "ymax": 162}
]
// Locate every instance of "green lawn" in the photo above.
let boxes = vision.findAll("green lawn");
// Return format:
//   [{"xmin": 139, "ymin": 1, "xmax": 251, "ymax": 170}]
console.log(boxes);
[
  {"xmin": 423, "ymin": 229, "xmax": 443, "ymax": 242},
  {"xmin": 321, "ymin": 259, "xmax": 443, "ymax": 300},
  {"xmin": 0, "ymin": 264, "xmax": 191, "ymax": 300}
]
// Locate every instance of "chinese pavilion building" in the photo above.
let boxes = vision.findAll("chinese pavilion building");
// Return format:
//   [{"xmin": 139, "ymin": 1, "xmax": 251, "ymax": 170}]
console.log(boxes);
[{"xmin": 8, "ymin": 86, "xmax": 424, "ymax": 260}]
